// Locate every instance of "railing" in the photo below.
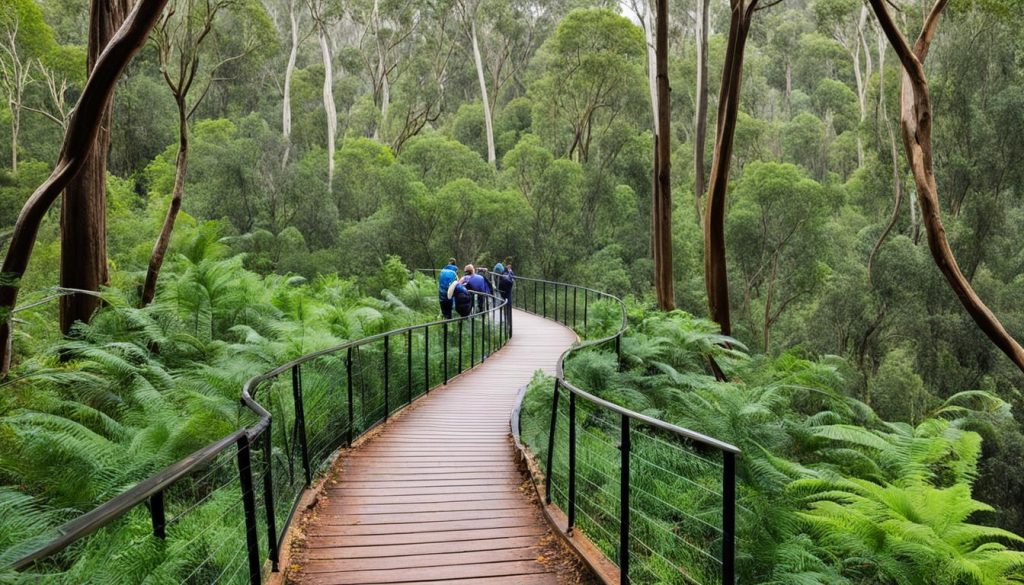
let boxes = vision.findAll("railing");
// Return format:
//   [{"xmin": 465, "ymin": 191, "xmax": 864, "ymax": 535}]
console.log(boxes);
[
  {"xmin": 507, "ymin": 275, "xmax": 740, "ymax": 585},
  {"xmin": 9, "ymin": 280, "xmax": 509, "ymax": 584}
]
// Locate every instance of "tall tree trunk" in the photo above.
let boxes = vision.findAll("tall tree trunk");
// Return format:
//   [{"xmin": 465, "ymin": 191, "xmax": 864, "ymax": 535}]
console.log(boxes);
[
  {"xmin": 653, "ymin": 0, "xmax": 673, "ymax": 311},
  {"xmin": 641, "ymin": 0, "xmax": 659, "ymax": 278},
  {"xmin": 693, "ymin": 0, "xmax": 709, "ymax": 221},
  {"xmin": 9, "ymin": 109, "xmax": 17, "ymax": 174},
  {"xmin": 141, "ymin": 101, "xmax": 187, "ymax": 306},
  {"xmin": 372, "ymin": 0, "xmax": 389, "ymax": 140},
  {"xmin": 59, "ymin": 0, "xmax": 132, "ymax": 335},
  {"xmin": 868, "ymin": 0, "xmax": 1024, "ymax": 374},
  {"xmin": 317, "ymin": 23, "xmax": 337, "ymax": 194},
  {"xmin": 0, "ymin": 0, "xmax": 168, "ymax": 375},
  {"xmin": 867, "ymin": 25, "xmax": 901, "ymax": 281},
  {"xmin": 704, "ymin": 0, "xmax": 757, "ymax": 336},
  {"xmin": 470, "ymin": 20, "xmax": 496, "ymax": 164},
  {"xmin": 282, "ymin": 0, "xmax": 299, "ymax": 168},
  {"xmin": 642, "ymin": 0, "xmax": 657, "ymax": 129}
]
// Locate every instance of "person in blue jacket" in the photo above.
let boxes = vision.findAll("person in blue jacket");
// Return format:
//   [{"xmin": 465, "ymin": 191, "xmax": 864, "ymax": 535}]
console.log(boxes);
[
  {"xmin": 460, "ymin": 264, "xmax": 492, "ymax": 313},
  {"xmin": 437, "ymin": 258, "xmax": 458, "ymax": 318}
]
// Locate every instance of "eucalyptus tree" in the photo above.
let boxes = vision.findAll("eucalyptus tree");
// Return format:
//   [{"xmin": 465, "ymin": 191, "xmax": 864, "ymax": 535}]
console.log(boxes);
[
  {"xmin": 704, "ymin": 0, "xmax": 775, "ymax": 337},
  {"xmin": 727, "ymin": 162, "xmax": 829, "ymax": 352},
  {"xmin": 815, "ymin": 0, "xmax": 872, "ymax": 166},
  {"xmin": 0, "ymin": 1, "xmax": 54, "ymax": 174},
  {"xmin": 867, "ymin": 0, "xmax": 1024, "ymax": 375},
  {"xmin": 349, "ymin": 0, "xmax": 424, "ymax": 142},
  {"xmin": 275, "ymin": 0, "xmax": 311, "ymax": 168},
  {"xmin": 455, "ymin": 0, "xmax": 496, "ymax": 164},
  {"xmin": 305, "ymin": 0, "xmax": 339, "ymax": 192},
  {"xmin": 142, "ymin": 0, "xmax": 268, "ymax": 306},
  {"xmin": 23, "ymin": 45, "xmax": 84, "ymax": 133},
  {"xmin": 530, "ymin": 9, "xmax": 646, "ymax": 164},
  {"xmin": 59, "ymin": 0, "xmax": 132, "ymax": 338},
  {"xmin": 0, "ymin": 0, "xmax": 169, "ymax": 375}
]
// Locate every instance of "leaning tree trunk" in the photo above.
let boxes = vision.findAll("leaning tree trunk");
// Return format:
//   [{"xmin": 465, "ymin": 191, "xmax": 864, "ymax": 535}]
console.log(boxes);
[
  {"xmin": 693, "ymin": 0, "xmax": 710, "ymax": 221},
  {"xmin": 470, "ymin": 20, "xmax": 496, "ymax": 164},
  {"xmin": 653, "ymin": 0, "xmax": 674, "ymax": 311},
  {"xmin": 868, "ymin": 0, "xmax": 1024, "ymax": 373},
  {"xmin": 140, "ymin": 101, "xmax": 188, "ymax": 307},
  {"xmin": 0, "ymin": 0, "xmax": 168, "ymax": 375},
  {"xmin": 59, "ymin": 0, "xmax": 133, "ymax": 335},
  {"xmin": 704, "ymin": 0, "xmax": 757, "ymax": 336}
]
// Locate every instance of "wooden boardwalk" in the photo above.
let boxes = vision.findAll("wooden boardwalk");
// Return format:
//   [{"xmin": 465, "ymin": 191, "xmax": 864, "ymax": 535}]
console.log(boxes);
[{"xmin": 290, "ymin": 309, "xmax": 580, "ymax": 585}]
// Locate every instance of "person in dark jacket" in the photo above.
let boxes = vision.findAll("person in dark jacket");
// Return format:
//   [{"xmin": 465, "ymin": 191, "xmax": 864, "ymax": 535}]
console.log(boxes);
[
  {"xmin": 461, "ymin": 264, "xmax": 492, "ymax": 313},
  {"xmin": 437, "ymin": 259, "xmax": 458, "ymax": 318},
  {"xmin": 494, "ymin": 260, "xmax": 514, "ymax": 323},
  {"xmin": 449, "ymin": 281, "xmax": 473, "ymax": 317}
]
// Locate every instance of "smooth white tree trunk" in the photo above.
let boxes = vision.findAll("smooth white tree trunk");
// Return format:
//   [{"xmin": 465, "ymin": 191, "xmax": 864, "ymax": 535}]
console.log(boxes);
[
  {"xmin": 642, "ymin": 0, "xmax": 657, "ymax": 130},
  {"xmin": 282, "ymin": 0, "xmax": 299, "ymax": 167},
  {"xmin": 470, "ymin": 20, "xmax": 496, "ymax": 164},
  {"xmin": 318, "ymin": 25, "xmax": 337, "ymax": 193}
]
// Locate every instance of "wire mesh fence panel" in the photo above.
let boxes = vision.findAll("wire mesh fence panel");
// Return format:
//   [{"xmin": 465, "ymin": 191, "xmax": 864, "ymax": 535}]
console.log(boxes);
[
  {"xmin": 302, "ymin": 354, "xmax": 350, "ymax": 473},
  {"xmin": 353, "ymin": 341, "xmax": 385, "ymax": 433},
  {"xmin": 625, "ymin": 428, "xmax": 725, "ymax": 584}
]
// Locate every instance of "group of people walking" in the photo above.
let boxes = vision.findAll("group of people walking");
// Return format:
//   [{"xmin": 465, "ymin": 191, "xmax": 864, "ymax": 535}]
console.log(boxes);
[{"xmin": 437, "ymin": 258, "xmax": 514, "ymax": 319}]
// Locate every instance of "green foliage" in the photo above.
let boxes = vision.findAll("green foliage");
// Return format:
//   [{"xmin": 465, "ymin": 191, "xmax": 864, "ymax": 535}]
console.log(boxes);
[{"xmin": 522, "ymin": 310, "xmax": 1024, "ymax": 584}]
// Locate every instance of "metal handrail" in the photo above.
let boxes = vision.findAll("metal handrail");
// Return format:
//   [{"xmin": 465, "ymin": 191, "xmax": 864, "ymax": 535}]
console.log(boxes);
[
  {"xmin": 10, "ymin": 275, "xmax": 510, "ymax": 584},
  {"xmin": 493, "ymin": 272, "xmax": 739, "ymax": 585}
]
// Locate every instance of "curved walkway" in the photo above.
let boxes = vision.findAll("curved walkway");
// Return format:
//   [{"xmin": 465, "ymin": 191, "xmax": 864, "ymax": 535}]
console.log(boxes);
[{"xmin": 289, "ymin": 309, "xmax": 581, "ymax": 585}]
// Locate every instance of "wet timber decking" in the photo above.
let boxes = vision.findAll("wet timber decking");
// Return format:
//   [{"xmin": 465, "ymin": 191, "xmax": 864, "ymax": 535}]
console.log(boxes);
[{"xmin": 289, "ymin": 309, "xmax": 580, "ymax": 585}]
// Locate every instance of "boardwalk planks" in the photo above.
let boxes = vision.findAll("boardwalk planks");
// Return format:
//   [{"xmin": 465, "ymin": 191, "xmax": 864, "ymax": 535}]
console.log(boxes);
[{"xmin": 291, "ymin": 309, "xmax": 579, "ymax": 585}]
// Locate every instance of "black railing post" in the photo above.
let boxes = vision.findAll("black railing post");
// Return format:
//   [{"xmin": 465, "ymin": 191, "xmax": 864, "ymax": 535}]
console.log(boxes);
[
  {"xmin": 573, "ymin": 288, "xmax": 577, "ymax": 330},
  {"xmin": 383, "ymin": 336, "xmax": 390, "ymax": 420},
  {"xmin": 584, "ymin": 290, "xmax": 589, "ymax": 332},
  {"xmin": 563, "ymin": 284, "xmax": 568, "ymax": 324},
  {"xmin": 723, "ymin": 451, "xmax": 736, "ymax": 584},
  {"xmin": 458, "ymin": 319, "xmax": 464, "ymax": 373},
  {"xmin": 292, "ymin": 365, "xmax": 311, "ymax": 486},
  {"xmin": 619, "ymin": 415, "xmax": 631, "ymax": 585},
  {"xmin": 554, "ymin": 282, "xmax": 558, "ymax": 322},
  {"xmin": 568, "ymin": 391, "xmax": 577, "ymax": 534},
  {"xmin": 443, "ymin": 321, "xmax": 449, "ymax": 384},
  {"xmin": 262, "ymin": 427, "xmax": 279, "ymax": 571},
  {"xmin": 424, "ymin": 327, "xmax": 430, "ymax": 393},
  {"xmin": 407, "ymin": 329, "xmax": 413, "ymax": 403},
  {"xmin": 544, "ymin": 379, "xmax": 560, "ymax": 505},
  {"xmin": 149, "ymin": 490, "xmax": 165, "ymax": 539},
  {"xmin": 470, "ymin": 314, "xmax": 476, "ymax": 367},
  {"xmin": 237, "ymin": 434, "xmax": 262, "ymax": 585},
  {"xmin": 543, "ymin": 281, "xmax": 547, "ymax": 318},
  {"xmin": 346, "ymin": 347, "xmax": 354, "ymax": 446},
  {"xmin": 615, "ymin": 334, "xmax": 622, "ymax": 370}
]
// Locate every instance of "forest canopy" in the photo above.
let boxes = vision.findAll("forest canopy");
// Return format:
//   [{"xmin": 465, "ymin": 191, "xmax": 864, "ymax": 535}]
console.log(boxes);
[{"xmin": 2, "ymin": 0, "xmax": 1024, "ymax": 582}]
